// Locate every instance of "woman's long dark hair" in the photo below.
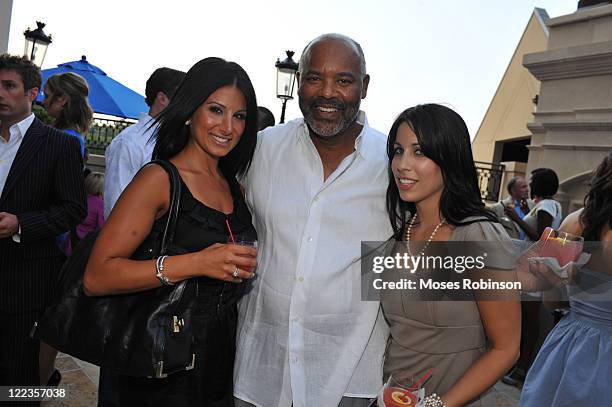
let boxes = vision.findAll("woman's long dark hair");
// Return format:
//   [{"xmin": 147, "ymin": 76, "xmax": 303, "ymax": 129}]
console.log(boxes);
[
  {"xmin": 580, "ymin": 150, "xmax": 612, "ymax": 241},
  {"xmin": 152, "ymin": 57, "xmax": 258, "ymax": 178},
  {"xmin": 386, "ymin": 104, "xmax": 497, "ymax": 239}
]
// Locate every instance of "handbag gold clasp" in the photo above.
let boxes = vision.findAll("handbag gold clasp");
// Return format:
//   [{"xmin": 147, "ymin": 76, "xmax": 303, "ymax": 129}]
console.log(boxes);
[{"xmin": 173, "ymin": 316, "xmax": 184, "ymax": 333}]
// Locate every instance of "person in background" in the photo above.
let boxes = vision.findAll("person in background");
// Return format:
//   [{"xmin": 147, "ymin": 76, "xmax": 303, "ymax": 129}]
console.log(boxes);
[
  {"xmin": 382, "ymin": 104, "xmax": 520, "ymax": 407},
  {"xmin": 104, "ymin": 67, "xmax": 185, "ymax": 218},
  {"xmin": 40, "ymin": 70, "xmax": 95, "ymax": 387},
  {"xmin": 83, "ymin": 147, "xmax": 91, "ymax": 177},
  {"xmin": 520, "ymin": 151, "xmax": 612, "ymax": 406},
  {"xmin": 42, "ymin": 72, "xmax": 93, "ymax": 158},
  {"xmin": 0, "ymin": 54, "xmax": 86, "ymax": 393},
  {"xmin": 503, "ymin": 167, "xmax": 563, "ymax": 387},
  {"xmin": 256, "ymin": 106, "xmax": 275, "ymax": 131},
  {"xmin": 75, "ymin": 172, "xmax": 105, "ymax": 241},
  {"xmin": 506, "ymin": 168, "xmax": 562, "ymax": 242},
  {"xmin": 491, "ymin": 176, "xmax": 533, "ymax": 240},
  {"xmin": 65, "ymin": 172, "xmax": 106, "ymax": 253},
  {"xmin": 42, "ymin": 73, "xmax": 92, "ymax": 256}
]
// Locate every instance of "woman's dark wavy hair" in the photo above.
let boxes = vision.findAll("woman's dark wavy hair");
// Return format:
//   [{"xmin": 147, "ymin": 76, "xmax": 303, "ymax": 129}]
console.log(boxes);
[
  {"xmin": 580, "ymin": 150, "xmax": 612, "ymax": 241},
  {"xmin": 386, "ymin": 104, "xmax": 497, "ymax": 239},
  {"xmin": 152, "ymin": 57, "xmax": 258, "ymax": 178}
]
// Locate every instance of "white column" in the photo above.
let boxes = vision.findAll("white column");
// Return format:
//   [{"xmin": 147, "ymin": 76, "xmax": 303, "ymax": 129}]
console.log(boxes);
[{"xmin": 0, "ymin": 0, "xmax": 13, "ymax": 54}]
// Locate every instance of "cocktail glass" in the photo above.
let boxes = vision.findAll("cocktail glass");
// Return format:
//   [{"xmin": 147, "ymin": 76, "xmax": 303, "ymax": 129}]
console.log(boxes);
[
  {"xmin": 227, "ymin": 236, "xmax": 257, "ymax": 274},
  {"xmin": 538, "ymin": 227, "xmax": 583, "ymax": 268},
  {"xmin": 379, "ymin": 371, "xmax": 423, "ymax": 407}
]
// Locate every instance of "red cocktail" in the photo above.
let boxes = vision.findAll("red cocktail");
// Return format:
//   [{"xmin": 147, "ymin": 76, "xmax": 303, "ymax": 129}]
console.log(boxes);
[
  {"xmin": 539, "ymin": 227, "xmax": 583, "ymax": 267},
  {"xmin": 382, "ymin": 386, "xmax": 417, "ymax": 406},
  {"xmin": 379, "ymin": 370, "xmax": 426, "ymax": 407}
]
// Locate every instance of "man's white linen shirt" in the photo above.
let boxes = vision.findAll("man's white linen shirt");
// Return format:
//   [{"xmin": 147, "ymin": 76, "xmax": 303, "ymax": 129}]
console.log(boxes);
[
  {"xmin": 234, "ymin": 111, "xmax": 392, "ymax": 407},
  {"xmin": 104, "ymin": 112, "xmax": 156, "ymax": 217},
  {"xmin": 0, "ymin": 113, "xmax": 34, "ymax": 196}
]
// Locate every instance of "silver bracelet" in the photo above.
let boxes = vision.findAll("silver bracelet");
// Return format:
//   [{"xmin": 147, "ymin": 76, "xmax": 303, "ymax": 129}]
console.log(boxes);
[
  {"xmin": 155, "ymin": 255, "xmax": 175, "ymax": 286},
  {"xmin": 423, "ymin": 393, "xmax": 446, "ymax": 407}
]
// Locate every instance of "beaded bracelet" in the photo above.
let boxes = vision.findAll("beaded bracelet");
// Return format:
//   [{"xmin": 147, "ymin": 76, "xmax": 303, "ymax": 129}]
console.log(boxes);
[{"xmin": 423, "ymin": 393, "xmax": 446, "ymax": 407}]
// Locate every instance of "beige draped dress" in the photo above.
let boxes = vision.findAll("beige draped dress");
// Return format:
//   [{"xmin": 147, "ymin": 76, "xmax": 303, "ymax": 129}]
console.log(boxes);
[{"xmin": 381, "ymin": 218, "xmax": 515, "ymax": 407}]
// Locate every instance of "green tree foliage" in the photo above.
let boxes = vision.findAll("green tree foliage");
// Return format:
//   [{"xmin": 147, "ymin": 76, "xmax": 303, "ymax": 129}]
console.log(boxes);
[{"xmin": 32, "ymin": 104, "xmax": 55, "ymax": 125}]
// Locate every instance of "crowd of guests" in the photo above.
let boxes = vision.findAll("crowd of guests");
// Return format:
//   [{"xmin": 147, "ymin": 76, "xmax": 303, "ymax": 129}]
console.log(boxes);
[
  {"xmin": 0, "ymin": 32, "xmax": 610, "ymax": 407},
  {"xmin": 492, "ymin": 169, "xmax": 565, "ymax": 388},
  {"xmin": 489, "ymin": 159, "xmax": 611, "ymax": 407}
]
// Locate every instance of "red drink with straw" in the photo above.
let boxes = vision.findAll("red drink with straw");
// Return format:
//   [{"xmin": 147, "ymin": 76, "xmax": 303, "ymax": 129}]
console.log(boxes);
[
  {"xmin": 379, "ymin": 369, "xmax": 430, "ymax": 407},
  {"xmin": 226, "ymin": 219, "xmax": 257, "ymax": 274},
  {"xmin": 538, "ymin": 227, "xmax": 583, "ymax": 267}
]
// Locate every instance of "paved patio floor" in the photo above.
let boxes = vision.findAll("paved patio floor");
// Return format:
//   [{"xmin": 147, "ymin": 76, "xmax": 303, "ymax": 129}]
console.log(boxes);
[{"xmin": 41, "ymin": 353, "xmax": 522, "ymax": 406}]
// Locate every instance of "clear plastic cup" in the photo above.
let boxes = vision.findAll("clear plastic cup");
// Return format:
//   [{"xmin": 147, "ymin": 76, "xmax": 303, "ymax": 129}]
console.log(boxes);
[{"xmin": 378, "ymin": 370, "xmax": 423, "ymax": 407}]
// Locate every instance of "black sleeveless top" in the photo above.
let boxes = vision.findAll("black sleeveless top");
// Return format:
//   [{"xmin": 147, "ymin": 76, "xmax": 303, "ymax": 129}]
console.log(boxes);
[
  {"xmin": 150, "ymin": 164, "xmax": 257, "ymax": 311},
  {"xmin": 115, "ymin": 163, "xmax": 255, "ymax": 406}
]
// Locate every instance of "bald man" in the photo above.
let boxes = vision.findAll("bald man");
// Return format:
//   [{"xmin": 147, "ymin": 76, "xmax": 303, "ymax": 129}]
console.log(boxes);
[{"xmin": 234, "ymin": 34, "xmax": 391, "ymax": 407}]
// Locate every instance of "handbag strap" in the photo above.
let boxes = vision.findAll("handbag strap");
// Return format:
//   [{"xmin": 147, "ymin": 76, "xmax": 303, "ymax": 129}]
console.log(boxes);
[{"xmin": 148, "ymin": 160, "xmax": 181, "ymax": 255}]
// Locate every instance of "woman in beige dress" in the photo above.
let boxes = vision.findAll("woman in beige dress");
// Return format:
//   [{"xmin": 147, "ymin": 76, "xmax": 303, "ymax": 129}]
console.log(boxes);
[{"xmin": 381, "ymin": 104, "xmax": 520, "ymax": 407}]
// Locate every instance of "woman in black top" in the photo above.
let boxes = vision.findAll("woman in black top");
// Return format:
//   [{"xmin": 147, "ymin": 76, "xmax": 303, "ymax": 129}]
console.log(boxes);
[{"xmin": 83, "ymin": 57, "xmax": 258, "ymax": 406}]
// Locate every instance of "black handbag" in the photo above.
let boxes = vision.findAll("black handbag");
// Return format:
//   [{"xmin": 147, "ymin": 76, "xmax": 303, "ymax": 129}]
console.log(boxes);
[{"xmin": 35, "ymin": 159, "xmax": 196, "ymax": 378}]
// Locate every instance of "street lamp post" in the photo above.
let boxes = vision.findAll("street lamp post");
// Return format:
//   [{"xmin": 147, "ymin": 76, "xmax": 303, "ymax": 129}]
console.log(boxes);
[
  {"xmin": 23, "ymin": 21, "xmax": 52, "ymax": 68},
  {"xmin": 275, "ymin": 50, "xmax": 299, "ymax": 124}
]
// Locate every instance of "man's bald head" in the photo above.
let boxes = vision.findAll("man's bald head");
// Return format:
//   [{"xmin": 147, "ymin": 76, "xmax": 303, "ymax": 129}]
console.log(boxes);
[
  {"xmin": 298, "ymin": 33, "xmax": 366, "ymax": 78},
  {"xmin": 296, "ymin": 34, "xmax": 369, "ymax": 139}
]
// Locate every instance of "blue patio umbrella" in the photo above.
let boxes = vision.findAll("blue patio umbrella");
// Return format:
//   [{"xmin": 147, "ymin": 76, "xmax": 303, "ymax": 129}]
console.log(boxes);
[{"xmin": 36, "ymin": 55, "xmax": 148, "ymax": 119}]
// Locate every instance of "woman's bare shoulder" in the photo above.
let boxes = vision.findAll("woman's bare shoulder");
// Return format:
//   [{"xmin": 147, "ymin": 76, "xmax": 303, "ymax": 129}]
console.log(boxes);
[
  {"xmin": 560, "ymin": 208, "xmax": 584, "ymax": 236},
  {"xmin": 112, "ymin": 162, "xmax": 172, "ymax": 215},
  {"xmin": 134, "ymin": 162, "xmax": 171, "ymax": 182}
]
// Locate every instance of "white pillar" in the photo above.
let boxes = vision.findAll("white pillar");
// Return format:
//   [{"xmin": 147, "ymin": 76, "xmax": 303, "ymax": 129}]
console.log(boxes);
[{"xmin": 0, "ymin": 0, "xmax": 13, "ymax": 54}]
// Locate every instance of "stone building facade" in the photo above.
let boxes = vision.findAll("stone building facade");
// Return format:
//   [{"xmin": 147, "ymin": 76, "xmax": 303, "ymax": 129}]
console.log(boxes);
[{"xmin": 523, "ymin": 3, "xmax": 612, "ymax": 214}]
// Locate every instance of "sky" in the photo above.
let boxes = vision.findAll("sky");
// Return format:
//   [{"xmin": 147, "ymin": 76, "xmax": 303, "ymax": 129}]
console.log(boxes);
[{"xmin": 7, "ymin": 0, "xmax": 578, "ymax": 138}]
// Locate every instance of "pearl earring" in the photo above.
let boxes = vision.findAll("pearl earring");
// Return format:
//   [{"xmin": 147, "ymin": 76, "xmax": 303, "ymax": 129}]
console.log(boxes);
[{"xmin": 185, "ymin": 119, "xmax": 191, "ymax": 126}]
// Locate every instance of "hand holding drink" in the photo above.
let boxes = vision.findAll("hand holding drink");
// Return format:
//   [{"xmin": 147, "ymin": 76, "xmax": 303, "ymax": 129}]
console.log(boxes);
[
  {"xmin": 519, "ymin": 198, "xmax": 530, "ymax": 214},
  {"xmin": 226, "ymin": 236, "xmax": 257, "ymax": 274},
  {"xmin": 225, "ymin": 219, "xmax": 257, "ymax": 279},
  {"xmin": 518, "ymin": 227, "xmax": 585, "ymax": 292},
  {"xmin": 538, "ymin": 227, "xmax": 584, "ymax": 268}
]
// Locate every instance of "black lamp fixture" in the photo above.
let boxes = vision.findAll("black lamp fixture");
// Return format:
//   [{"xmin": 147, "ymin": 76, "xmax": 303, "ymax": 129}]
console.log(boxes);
[
  {"xmin": 275, "ymin": 50, "xmax": 299, "ymax": 124},
  {"xmin": 23, "ymin": 21, "xmax": 52, "ymax": 68}
]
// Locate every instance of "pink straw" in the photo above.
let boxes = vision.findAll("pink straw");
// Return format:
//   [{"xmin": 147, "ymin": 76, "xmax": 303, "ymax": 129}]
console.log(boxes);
[{"xmin": 226, "ymin": 219, "xmax": 235, "ymax": 243}]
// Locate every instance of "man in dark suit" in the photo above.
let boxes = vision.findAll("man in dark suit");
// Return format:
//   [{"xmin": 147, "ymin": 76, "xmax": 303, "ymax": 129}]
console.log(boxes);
[{"xmin": 0, "ymin": 54, "xmax": 86, "ymax": 388}]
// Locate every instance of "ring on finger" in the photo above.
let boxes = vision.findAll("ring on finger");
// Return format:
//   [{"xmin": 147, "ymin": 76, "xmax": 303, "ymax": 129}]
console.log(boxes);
[{"xmin": 232, "ymin": 266, "xmax": 240, "ymax": 278}]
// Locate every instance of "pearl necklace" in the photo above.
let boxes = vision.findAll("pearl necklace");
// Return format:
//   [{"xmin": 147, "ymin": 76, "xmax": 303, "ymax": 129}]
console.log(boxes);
[{"xmin": 404, "ymin": 213, "xmax": 446, "ymax": 257}]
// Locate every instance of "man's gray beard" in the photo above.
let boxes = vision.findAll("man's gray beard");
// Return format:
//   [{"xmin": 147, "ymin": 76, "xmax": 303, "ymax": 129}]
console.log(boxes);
[{"xmin": 303, "ymin": 107, "xmax": 360, "ymax": 138}]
